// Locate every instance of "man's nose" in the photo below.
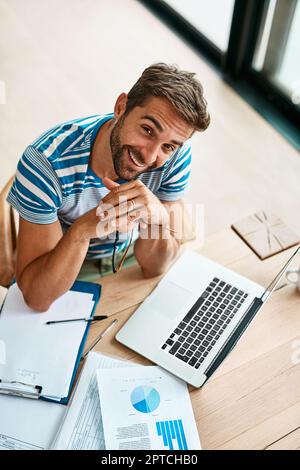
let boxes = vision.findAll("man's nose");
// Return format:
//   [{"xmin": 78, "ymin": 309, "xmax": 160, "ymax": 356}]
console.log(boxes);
[{"xmin": 143, "ymin": 142, "xmax": 160, "ymax": 165}]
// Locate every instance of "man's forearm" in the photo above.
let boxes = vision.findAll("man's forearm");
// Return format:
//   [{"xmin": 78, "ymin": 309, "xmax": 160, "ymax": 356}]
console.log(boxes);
[
  {"xmin": 134, "ymin": 226, "xmax": 180, "ymax": 278},
  {"xmin": 18, "ymin": 223, "xmax": 90, "ymax": 311}
]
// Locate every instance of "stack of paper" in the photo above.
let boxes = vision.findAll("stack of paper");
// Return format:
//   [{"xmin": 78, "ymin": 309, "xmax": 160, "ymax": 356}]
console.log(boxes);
[{"xmin": 52, "ymin": 352, "xmax": 201, "ymax": 450}]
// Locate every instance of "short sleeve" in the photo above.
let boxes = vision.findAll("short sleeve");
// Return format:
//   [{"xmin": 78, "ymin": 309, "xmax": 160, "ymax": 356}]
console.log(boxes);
[
  {"xmin": 7, "ymin": 145, "xmax": 62, "ymax": 224},
  {"xmin": 155, "ymin": 140, "xmax": 192, "ymax": 201}
]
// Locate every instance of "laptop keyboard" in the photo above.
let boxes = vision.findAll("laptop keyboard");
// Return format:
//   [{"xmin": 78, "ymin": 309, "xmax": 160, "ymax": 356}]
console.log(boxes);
[{"xmin": 161, "ymin": 278, "xmax": 248, "ymax": 370}]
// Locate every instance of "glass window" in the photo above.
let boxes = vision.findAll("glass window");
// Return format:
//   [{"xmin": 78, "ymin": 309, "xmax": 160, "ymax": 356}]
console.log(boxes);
[
  {"xmin": 164, "ymin": 0, "xmax": 235, "ymax": 52},
  {"xmin": 253, "ymin": 0, "xmax": 300, "ymax": 103}
]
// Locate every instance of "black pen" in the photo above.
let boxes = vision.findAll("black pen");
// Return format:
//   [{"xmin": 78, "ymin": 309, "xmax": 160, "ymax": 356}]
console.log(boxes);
[{"xmin": 45, "ymin": 315, "xmax": 107, "ymax": 325}]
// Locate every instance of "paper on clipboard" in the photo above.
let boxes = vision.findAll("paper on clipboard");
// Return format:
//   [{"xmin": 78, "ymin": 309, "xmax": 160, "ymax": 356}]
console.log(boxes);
[{"xmin": 0, "ymin": 283, "xmax": 95, "ymax": 400}]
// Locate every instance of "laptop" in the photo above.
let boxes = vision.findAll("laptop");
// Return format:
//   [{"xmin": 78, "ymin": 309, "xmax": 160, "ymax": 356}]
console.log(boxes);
[{"xmin": 116, "ymin": 246, "xmax": 300, "ymax": 388}]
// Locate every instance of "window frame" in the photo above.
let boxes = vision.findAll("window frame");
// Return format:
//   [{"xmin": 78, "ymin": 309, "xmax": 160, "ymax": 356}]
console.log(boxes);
[{"xmin": 139, "ymin": 0, "xmax": 300, "ymax": 150}]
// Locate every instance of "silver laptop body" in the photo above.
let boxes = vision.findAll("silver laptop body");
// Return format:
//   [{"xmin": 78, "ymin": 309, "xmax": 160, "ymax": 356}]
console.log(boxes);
[{"xmin": 116, "ymin": 247, "xmax": 299, "ymax": 388}]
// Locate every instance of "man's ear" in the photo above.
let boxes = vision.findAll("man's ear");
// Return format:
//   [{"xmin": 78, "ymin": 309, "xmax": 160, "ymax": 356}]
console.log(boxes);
[{"xmin": 114, "ymin": 93, "xmax": 128, "ymax": 120}]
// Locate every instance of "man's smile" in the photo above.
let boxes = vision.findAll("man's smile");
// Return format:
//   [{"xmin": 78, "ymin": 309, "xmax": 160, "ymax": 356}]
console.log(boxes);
[{"xmin": 127, "ymin": 148, "xmax": 146, "ymax": 168}]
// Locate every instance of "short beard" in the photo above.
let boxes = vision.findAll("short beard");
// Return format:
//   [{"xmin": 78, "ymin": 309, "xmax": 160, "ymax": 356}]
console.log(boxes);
[{"xmin": 110, "ymin": 115, "xmax": 148, "ymax": 181}]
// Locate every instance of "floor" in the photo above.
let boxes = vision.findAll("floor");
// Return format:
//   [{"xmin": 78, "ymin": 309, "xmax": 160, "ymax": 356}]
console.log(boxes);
[{"xmin": 1, "ymin": 0, "xmax": 299, "ymax": 240}]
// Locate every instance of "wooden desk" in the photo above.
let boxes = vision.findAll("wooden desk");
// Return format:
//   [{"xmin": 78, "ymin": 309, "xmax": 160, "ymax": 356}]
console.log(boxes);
[{"xmin": 83, "ymin": 230, "xmax": 300, "ymax": 450}]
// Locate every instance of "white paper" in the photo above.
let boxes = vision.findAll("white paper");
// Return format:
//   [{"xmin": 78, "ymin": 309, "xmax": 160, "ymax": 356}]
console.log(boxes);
[
  {"xmin": 0, "ymin": 394, "xmax": 66, "ymax": 450},
  {"xmin": 52, "ymin": 352, "xmax": 136, "ymax": 450},
  {"xmin": 97, "ymin": 366, "xmax": 201, "ymax": 450},
  {"xmin": 0, "ymin": 283, "xmax": 95, "ymax": 399}
]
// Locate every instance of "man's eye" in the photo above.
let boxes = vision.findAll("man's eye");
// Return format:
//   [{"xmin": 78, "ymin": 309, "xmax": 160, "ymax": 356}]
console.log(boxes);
[
  {"xmin": 142, "ymin": 126, "xmax": 152, "ymax": 136},
  {"xmin": 164, "ymin": 144, "xmax": 174, "ymax": 152}
]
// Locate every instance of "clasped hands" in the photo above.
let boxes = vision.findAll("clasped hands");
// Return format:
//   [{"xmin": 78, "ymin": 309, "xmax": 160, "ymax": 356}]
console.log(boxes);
[{"xmin": 95, "ymin": 177, "xmax": 170, "ymax": 239}]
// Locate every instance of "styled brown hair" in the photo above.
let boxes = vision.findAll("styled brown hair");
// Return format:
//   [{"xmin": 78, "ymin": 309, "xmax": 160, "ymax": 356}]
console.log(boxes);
[{"xmin": 125, "ymin": 63, "xmax": 210, "ymax": 132}]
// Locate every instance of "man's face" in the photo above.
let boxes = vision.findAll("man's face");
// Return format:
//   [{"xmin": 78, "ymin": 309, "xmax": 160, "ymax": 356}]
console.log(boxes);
[{"xmin": 110, "ymin": 96, "xmax": 193, "ymax": 180}]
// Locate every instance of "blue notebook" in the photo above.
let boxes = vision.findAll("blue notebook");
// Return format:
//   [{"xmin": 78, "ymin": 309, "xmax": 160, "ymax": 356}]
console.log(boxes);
[{"xmin": 0, "ymin": 280, "xmax": 101, "ymax": 405}]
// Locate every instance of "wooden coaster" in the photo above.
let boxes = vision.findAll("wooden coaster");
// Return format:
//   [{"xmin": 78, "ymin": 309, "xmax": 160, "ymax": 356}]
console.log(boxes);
[{"xmin": 231, "ymin": 210, "xmax": 300, "ymax": 260}]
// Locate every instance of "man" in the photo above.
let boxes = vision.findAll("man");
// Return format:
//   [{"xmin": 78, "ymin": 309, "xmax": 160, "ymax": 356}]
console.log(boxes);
[{"xmin": 7, "ymin": 63, "xmax": 210, "ymax": 311}]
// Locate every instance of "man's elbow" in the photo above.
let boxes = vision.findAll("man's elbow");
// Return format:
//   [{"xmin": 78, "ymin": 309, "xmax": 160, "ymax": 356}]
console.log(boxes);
[
  {"xmin": 23, "ymin": 293, "xmax": 51, "ymax": 312},
  {"xmin": 17, "ymin": 280, "xmax": 51, "ymax": 313}
]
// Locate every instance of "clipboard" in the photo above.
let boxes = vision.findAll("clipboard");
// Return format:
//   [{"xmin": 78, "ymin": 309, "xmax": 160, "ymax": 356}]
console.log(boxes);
[{"xmin": 0, "ymin": 280, "xmax": 101, "ymax": 404}]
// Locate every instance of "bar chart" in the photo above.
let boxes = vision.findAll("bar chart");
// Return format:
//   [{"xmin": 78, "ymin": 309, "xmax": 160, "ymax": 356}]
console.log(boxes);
[{"xmin": 156, "ymin": 419, "xmax": 188, "ymax": 450}]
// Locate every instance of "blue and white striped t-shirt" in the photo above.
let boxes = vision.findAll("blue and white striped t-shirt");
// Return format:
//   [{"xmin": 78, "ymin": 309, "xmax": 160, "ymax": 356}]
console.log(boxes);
[{"xmin": 7, "ymin": 113, "xmax": 192, "ymax": 259}]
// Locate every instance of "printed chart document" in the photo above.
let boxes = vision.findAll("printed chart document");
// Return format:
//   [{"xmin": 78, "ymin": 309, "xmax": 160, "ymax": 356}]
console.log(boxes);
[
  {"xmin": 0, "ymin": 395, "xmax": 66, "ymax": 450},
  {"xmin": 52, "ymin": 352, "xmax": 135, "ymax": 450},
  {"xmin": 97, "ymin": 366, "xmax": 201, "ymax": 450}
]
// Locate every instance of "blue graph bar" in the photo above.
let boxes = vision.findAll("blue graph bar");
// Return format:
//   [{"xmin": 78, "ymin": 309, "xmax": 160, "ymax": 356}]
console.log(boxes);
[
  {"xmin": 173, "ymin": 419, "xmax": 183, "ymax": 450},
  {"xmin": 165, "ymin": 421, "xmax": 173, "ymax": 450},
  {"xmin": 160, "ymin": 421, "xmax": 168, "ymax": 446},
  {"xmin": 169, "ymin": 420, "xmax": 176, "ymax": 439},
  {"xmin": 178, "ymin": 419, "xmax": 188, "ymax": 450},
  {"xmin": 156, "ymin": 419, "xmax": 188, "ymax": 450}
]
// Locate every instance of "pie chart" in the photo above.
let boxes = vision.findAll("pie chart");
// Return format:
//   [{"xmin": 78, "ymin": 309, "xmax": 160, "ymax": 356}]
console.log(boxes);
[{"xmin": 130, "ymin": 385, "xmax": 160, "ymax": 413}]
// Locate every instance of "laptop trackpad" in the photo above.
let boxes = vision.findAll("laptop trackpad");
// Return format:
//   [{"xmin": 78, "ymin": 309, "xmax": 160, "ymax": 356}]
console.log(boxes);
[{"xmin": 147, "ymin": 281, "xmax": 193, "ymax": 321}]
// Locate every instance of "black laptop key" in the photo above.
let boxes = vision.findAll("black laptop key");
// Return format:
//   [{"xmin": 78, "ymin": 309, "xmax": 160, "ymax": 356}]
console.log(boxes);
[
  {"xmin": 195, "ymin": 339, "xmax": 201, "ymax": 346},
  {"xmin": 183, "ymin": 342, "xmax": 190, "ymax": 349},
  {"xmin": 178, "ymin": 336, "xmax": 185, "ymax": 343},
  {"xmin": 186, "ymin": 337, "xmax": 193, "ymax": 344},
  {"xmin": 188, "ymin": 357, "xmax": 197, "ymax": 367},
  {"xmin": 202, "ymin": 329, "xmax": 209, "ymax": 335},
  {"xmin": 186, "ymin": 325, "xmax": 193, "ymax": 332},
  {"xmin": 182, "ymin": 331, "xmax": 189, "ymax": 337},
  {"xmin": 207, "ymin": 334, "xmax": 213, "ymax": 342},
  {"xmin": 179, "ymin": 348, "xmax": 186, "ymax": 355},
  {"xmin": 191, "ymin": 332, "xmax": 197, "ymax": 339},
  {"xmin": 166, "ymin": 339, "xmax": 174, "ymax": 346},
  {"xmin": 175, "ymin": 353, "xmax": 188, "ymax": 362},
  {"xmin": 169, "ymin": 342, "xmax": 181, "ymax": 355},
  {"xmin": 162, "ymin": 344, "xmax": 167, "ymax": 350},
  {"xmin": 174, "ymin": 328, "xmax": 182, "ymax": 335},
  {"xmin": 194, "ymin": 315, "xmax": 200, "ymax": 321},
  {"xmin": 203, "ymin": 340, "xmax": 209, "ymax": 347},
  {"xmin": 199, "ymin": 321, "xmax": 205, "ymax": 328},
  {"xmin": 213, "ymin": 278, "xmax": 220, "ymax": 283},
  {"xmin": 182, "ymin": 291, "xmax": 210, "ymax": 324},
  {"xmin": 198, "ymin": 334, "xmax": 205, "ymax": 341},
  {"xmin": 178, "ymin": 322, "xmax": 187, "ymax": 330},
  {"xmin": 224, "ymin": 285, "xmax": 231, "ymax": 293},
  {"xmin": 190, "ymin": 320, "xmax": 197, "ymax": 327},
  {"xmin": 199, "ymin": 345, "xmax": 205, "ymax": 352},
  {"xmin": 195, "ymin": 351, "xmax": 201, "ymax": 358},
  {"xmin": 190, "ymin": 344, "xmax": 197, "ymax": 352},
  {"xmin": 231, "ymin": 287, "xmax": 238, "ymax": 294},
  {"xmin": 195, "ymin": 326, "xmax": 201, "ymax": 333},
  {"xmin": 186, "ymin": 350, "xmax": 193, "ymax": 357},
  {"xmin": 195, "ymin": 363, "xmax": 200, "ymax": 369}
]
